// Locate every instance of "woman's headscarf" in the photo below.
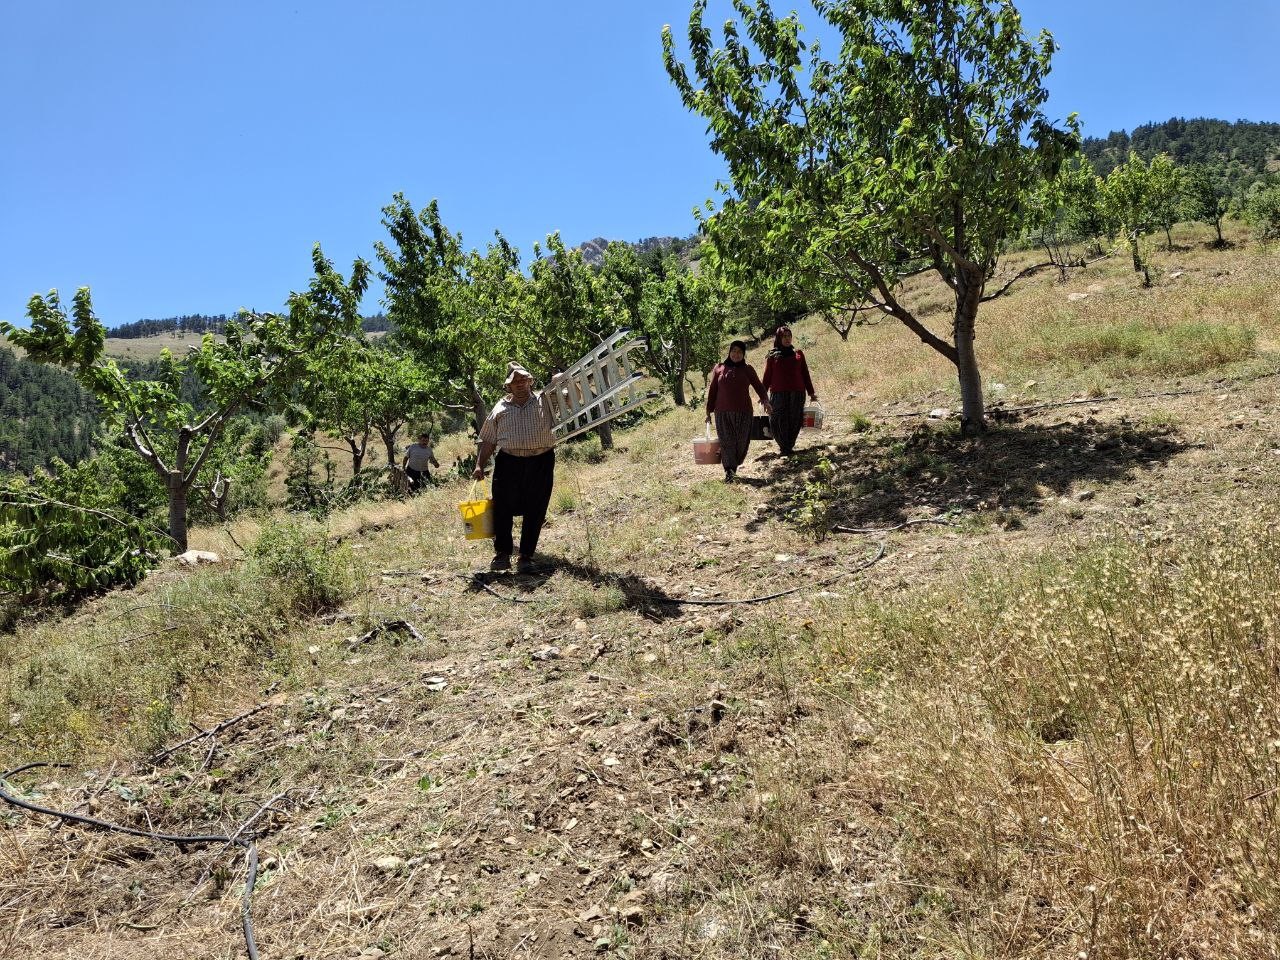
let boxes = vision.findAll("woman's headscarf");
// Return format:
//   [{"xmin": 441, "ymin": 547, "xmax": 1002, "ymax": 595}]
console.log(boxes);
[
  {"xmin": 770, "ymin": 326, "xmax": 795, "ymax": 357},
  {"xmin": 722, "ymin": 340, "xmax": 747, "ymax": 367}
]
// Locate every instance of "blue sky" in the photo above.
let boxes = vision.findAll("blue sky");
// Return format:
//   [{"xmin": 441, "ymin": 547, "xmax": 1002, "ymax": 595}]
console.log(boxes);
[{"xmin": 2, "ymin": 1, "xmax": 1276, "ymax": 326}]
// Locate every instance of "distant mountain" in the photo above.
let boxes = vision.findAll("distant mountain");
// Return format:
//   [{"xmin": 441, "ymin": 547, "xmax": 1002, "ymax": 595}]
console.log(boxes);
[
  {"xmin": 107, "ymin": 312, "xmax": 392, "ymax": 339},
  {"xmin": 576, "ymin": 235, "xmax": 695, "ymax": 268},
  {"xmin": 1082, "ymin": 117, "xmax": 1280, "ymax": 187}
]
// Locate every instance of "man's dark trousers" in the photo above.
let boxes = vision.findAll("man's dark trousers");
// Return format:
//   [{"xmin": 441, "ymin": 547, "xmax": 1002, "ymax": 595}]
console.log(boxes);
[{"xmin": 491, "ymin": 449, "xmax": 555, "ymax": 558}]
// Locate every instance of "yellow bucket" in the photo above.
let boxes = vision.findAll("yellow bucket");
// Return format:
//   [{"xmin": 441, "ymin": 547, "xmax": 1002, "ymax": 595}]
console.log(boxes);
[{"xmin": 458, "ymin": 481, "xmax": 494, "ymax": 540}]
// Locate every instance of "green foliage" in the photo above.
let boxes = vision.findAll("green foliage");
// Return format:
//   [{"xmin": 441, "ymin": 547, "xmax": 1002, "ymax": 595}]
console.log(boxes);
[
  {"xmin": 1101, "ymin": 153, "xmax": 1164, "ymax": 275},
  {"xmin": 249, "ymin": 518, "xmax": 358, "ymax": 616},
  {"xmin": 0, "ymin": 457, "xmax": 165, "ymax": 603},
  {"xmin": 596, "ymin": 242, "xmax": 726, "ymax": 405},
  {"xmin": 1242, "ymin": 180, "xmax": 1280, "ymax": 241},
  {"xmin": 0, "ymin": 246, "xmax": 369, "ymax": 550},
  {"xmin": 790, "ymin": 456, "xmax": 836, "ymax": 540},
  {"xmin": 558, "ymin": 433, "xmax": 606, "ymax": 464},
  {"xmin": 664, "ymin": 0, "xmax": 1079, "ymax": 430},
  {"xmin": 377, "ymin": 195, "xmax": 526, "ymax": 431},
  {"xmin": 1180, "ymin": 165, "xmax": 1233, "ymax": 244},
  {"xmin": 1022, "ymin": 158, "xmax": 1106, "ymax": 270}
]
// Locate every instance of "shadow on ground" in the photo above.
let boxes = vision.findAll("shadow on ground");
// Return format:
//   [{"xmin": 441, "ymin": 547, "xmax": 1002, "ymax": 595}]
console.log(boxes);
[
  {"xmin": 466, "ymin": 555, "xmax": 688, "ymax": 622},
  {"xmin": 747, "ymin": 413, "xmax": 1187, "ymax": 532}
]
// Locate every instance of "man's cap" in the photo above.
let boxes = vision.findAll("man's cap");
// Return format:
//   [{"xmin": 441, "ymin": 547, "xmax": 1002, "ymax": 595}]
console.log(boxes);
[{"xmin": 504, "ymin": 362, "xmax": 533, "ymax": 386}]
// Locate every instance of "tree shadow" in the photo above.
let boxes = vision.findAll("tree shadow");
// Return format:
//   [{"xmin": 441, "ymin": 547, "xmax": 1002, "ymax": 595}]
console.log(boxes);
[
  {"xmin": 465, "ymin": 555, "xmax": 687, "ymax": 622},
  {"xmin": 746, "ymin": 414, "xmax": 1186, "ymax": 532}
]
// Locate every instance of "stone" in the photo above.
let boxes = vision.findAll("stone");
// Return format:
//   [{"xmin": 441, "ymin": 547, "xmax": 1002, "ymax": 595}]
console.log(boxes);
[
  {"xmin": 175, "ymin": 549, "xmax": 220, "ymax": 566},
  {"xmin": 373, "ymin": 855, "xmax": 406, "ymax": 873},
  {"xmin": 927, "ymin": 408, "xmax": 952, "ymax": 420},
  {"xmin": 1067, "ymin": 292, "xmax": 1090, "ymax": 302},
  {"xmin": 1074, "ymin": 489, "xmax": 1095, "ymax": 502}
]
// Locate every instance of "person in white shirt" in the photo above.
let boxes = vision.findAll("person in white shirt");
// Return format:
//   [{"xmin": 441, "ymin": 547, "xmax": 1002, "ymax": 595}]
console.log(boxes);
[
  {"xmin": 473, "ymin": 363, "xmax": 565, "ymax": 573},
  {"xmin": 401, "ymin": 431, "xmax": 439, "ymax": 492}
]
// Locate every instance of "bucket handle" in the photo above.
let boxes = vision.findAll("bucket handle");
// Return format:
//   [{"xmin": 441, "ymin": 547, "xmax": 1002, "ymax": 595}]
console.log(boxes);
[
  {"xmin": 705, "ymin": 422, "xmax": 712, "ymax": 441},
  {"xmin": 468, "ymin": 479, "xmax": 489, "ymax": 501}
]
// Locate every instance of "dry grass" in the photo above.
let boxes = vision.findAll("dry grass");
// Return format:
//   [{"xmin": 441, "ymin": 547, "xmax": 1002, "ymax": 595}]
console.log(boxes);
[
  {"xmin": 814, "ymin": 518, "xmax": 1280, "ymax": 957},
  {"xmin": 4, "ymin": 222, "xmax": 1280, "ymax": 958}
]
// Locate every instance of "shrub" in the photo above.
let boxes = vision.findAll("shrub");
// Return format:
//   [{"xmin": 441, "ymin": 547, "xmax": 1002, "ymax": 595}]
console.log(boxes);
[
  {"xmin": 1242, "ymin": 182, "xmax": 1280, "ymax": 241},
  {"xmin": 559, "ymin": 433, "xmax": 606, "ymax": 464},
  {"xmin": 249, "ymin": 518, "xmax": 359, "ymax": 616}
]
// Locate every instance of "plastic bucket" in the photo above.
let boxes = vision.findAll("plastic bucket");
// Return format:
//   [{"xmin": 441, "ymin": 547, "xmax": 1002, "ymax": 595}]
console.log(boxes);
[
  {"xmin": 457, "ymin": 481, "xmax": 494, "ymax": 540},
  {"xmin": 802, "ymin": 403, "xmax": 824, "ymax": 430},
  {"xmin": 693, "ymin": 423, "xmax": 721, "ymax": 465}
]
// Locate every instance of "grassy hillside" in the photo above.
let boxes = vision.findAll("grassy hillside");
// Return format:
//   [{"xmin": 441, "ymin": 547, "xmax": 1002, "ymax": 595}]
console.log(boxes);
[{"xmin": 3, "ymin": 226, "xmax": 1280, "ymax": 958}]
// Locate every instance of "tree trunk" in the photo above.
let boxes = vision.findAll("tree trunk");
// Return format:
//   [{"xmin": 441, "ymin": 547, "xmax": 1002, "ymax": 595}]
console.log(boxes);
[
  {"xmin": 1129, "ymin": 233, "xmax": 1143, "ymax": 273},
  {"xmin": 379, "ymin": 426, "xmax": 400, "ymax": 469},
  {"xmin": 167, "ymin": 472, "xmax": 188, "ymax": 553},
  {"xmin": 1164, "ymin": 226, "xmax": 1173, "ymax": 249},
  {"xmin": 672, "ymin": 368, "xmax": 687, "ymax": 406},
  {"xmin": 596, "ymin": 420, "xmax": 614, "ymax": 450},
  {"xmin": 346, "ymin": 434, "xmax": 367, "ymax": 475},
  {"xmin": 471, "ymin": 383, "xmax": 488, "ymax": 436},
  {"xmin": 1214, "ymin": 218, "xmax": 1224, "ymax": 246},
  {"xmin": 953, "ymin": 272, "xmax": 985, "ymax": 434}
]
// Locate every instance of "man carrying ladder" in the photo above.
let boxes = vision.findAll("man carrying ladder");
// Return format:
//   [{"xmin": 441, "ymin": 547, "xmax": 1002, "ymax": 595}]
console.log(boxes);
[
  {"xmin": 472, "ymin": 336, "xmax": 651, "ymax": 573},
  {"xmin": 473, "ymin": 363, "xmax": 565, "ymax": 573}
]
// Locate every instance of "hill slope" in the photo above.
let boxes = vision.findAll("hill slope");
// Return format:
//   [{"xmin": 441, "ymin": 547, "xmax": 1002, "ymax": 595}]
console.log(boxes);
[{"xmin": 4, "ymin": 222, "xmax": 1280, "ymax": 958}]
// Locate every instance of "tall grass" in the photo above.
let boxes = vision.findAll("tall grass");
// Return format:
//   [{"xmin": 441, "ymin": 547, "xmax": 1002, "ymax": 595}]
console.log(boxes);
[
  {"xmin": 0, "ymin": 518, "xmax": 361, "ymax": 759},
  {"xmin": 824, "ymin": 518, "xmax": 1280, "ymax": 956}
]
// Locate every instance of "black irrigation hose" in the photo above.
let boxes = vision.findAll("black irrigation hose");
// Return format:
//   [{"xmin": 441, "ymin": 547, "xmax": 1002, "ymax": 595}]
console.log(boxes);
[
  {"xmin": 0, "ymin": 763, "xmax": 262, "ymax": 960},
  {"xmin": 469, "ymin": 542, "xmax": 887, "ymax": 608}
]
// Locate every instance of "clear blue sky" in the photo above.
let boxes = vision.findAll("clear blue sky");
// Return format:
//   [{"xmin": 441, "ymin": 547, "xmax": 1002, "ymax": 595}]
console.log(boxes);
[{"xmin": 2, "ymin": 1, "xmax": 1276, "ymax": 327}]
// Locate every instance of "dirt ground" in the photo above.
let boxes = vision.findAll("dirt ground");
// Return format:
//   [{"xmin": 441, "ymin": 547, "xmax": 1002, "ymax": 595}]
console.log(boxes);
[{"xmin": 7, "ymin": 353, "xmax": 1280, "ymax": 959}]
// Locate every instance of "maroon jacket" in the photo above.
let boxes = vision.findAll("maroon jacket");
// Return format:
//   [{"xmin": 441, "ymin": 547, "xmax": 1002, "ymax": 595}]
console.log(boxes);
[
  {"xmin": 706, "ymin": 361, "xmax": 768, "ymax": 414},
  {"xmin": 762, "ymin": 349, "xmax": 816, "ymax": 396}
]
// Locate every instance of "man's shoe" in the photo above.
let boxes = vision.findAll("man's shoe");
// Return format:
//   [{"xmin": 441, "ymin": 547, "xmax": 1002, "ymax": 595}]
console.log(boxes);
[
  {"xmin": 516, "ymin": 555, "xmax": 536, "ymax": 574},
  {"xmin": 490, "ymin": 554, "xmax": 511, "ymax": 571}
]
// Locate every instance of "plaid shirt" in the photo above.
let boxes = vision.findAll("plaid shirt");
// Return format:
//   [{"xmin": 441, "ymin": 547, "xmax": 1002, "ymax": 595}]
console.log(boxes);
[{"xmin": 479, "ymin": 390, "xmax": 558, "ymax": 455}]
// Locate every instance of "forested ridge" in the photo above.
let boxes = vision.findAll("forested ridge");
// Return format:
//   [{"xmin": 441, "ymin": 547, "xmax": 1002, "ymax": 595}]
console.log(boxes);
[
  {"xmin": 0, "ymin": 347, "xmax": 99, "ymax": 472},
  {"xmin": 1083, "ymin": 117, "xmax": 1280, "ymax": 185},
  {"xmin": 105, "ymin": 312, "xmax": 392, "ymax": 339}
]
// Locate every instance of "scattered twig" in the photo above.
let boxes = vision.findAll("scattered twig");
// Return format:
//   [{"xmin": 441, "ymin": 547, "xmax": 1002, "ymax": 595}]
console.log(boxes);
[
  {"xmin": 192, "ymin": 788, "xmax": 293, "ymax": 895},
  {"xmin": 832, "ymin": 515, "xmax": 954, "ymax": 535},
  {"xmin": 347, "ymin": 618, "xmax": 425, "ymax": 648},
  {"xmin": 0, "ymin": 762, "xmax": 265, "ymax": 960},
  {"xmin": 149, "ymin": 691, "xmax": 280, "ymax": 765}
]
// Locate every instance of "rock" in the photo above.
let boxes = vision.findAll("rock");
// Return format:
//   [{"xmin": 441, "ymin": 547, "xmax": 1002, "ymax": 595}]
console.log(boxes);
[
  {"xmin": 1067, "ymin": 292, "xmax": 1090, "ymax": 302},
  {"xmin": 359, "ymin": 949, "xmax": 386, "ymax": 959},
  {"xmin": 927, "ymin": 408, "xmax": 952, "ymax": 420},
  {"xmin": 175, "ymin": 549, "xmax": 220, "ymax": 566},
  {"xmin": 573, "ymin": 619, "xmax": 589, "ymax": 633},
  {"xmin": 1168, "ymin": 270, "xmax": 1185, "ymax": 279},
  {"xmin": 424, "ymin": 676, "xmax": 448, "ymax": 692},
  {"xmin": 603, "ymin": 757, "xmax": 620, "ymax": 767},
  {"xmin": 1074, "ymin": 490, "xmax": 1095, "ymax": 502},
  {"xmin": 532, "ymin": 646, "xmax": 561, "ymax": 661},
  {"xmin": 373, "ymin": 855, "xmax": 406, "ymax": 873}
]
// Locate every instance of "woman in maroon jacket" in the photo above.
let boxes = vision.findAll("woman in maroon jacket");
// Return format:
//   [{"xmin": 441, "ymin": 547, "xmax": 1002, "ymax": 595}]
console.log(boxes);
[
  {"xmin": 705, "ymin": 340, "xmax": 771, "ymax": 481},
  {"xmin": 762, "ymin": 326, "xmax": 817, "ymax": 456}
]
